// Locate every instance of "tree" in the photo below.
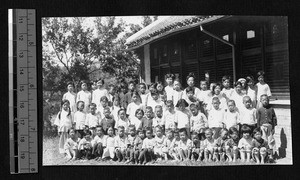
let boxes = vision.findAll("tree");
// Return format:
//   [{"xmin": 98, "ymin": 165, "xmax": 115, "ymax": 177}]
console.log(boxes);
[
  {"xmin": 42, "ymin": 17, "xmax": 140, "ymax": 93},
  {"xmin": 142, "ymin": 16, "xmax": 158, "ymax": 27}
]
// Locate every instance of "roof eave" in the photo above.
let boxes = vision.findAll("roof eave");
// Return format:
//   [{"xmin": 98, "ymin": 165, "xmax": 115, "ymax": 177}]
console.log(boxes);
[{"xmin": 126, "ymin": 15, "xmax": 232, "ymax": 51}]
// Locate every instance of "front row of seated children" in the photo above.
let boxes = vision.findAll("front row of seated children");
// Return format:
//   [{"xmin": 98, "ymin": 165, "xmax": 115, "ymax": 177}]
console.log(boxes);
[{"xmin": 64, "ymin": 123, "xmax": 273, "ymax": 164}]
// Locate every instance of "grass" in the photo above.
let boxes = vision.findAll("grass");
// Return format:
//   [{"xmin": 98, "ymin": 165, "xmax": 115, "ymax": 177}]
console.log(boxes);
[{"xmin": 43, "ymin": 136, "xmax": 281, "ymax": 166}]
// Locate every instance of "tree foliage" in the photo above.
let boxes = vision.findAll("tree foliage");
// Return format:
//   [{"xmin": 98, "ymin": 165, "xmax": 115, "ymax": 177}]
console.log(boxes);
[{"xmin": 42, "ymin": 17, "xmax": 141, "ymax": 94}]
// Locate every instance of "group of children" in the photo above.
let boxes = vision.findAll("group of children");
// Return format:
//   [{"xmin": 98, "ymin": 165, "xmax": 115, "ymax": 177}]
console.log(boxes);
[{"xmin": 54, "ymin": 70, "xmax": 277, "ymax": 165}]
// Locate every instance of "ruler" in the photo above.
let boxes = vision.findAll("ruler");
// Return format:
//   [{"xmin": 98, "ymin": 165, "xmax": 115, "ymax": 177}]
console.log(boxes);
[{"xmin": 9, "ymin": 9, "xmax": 38, "ymax": 174}]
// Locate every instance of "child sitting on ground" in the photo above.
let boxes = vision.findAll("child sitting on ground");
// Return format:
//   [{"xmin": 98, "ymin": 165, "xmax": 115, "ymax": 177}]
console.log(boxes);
[
  {"xmin": 133, "ymin": 128, "xmax": 145, "ymax": 164},
  {"xmin": 170, "ymin": 129, "xmax": 181, "ymax": 160},
  {"xmin": 214, "ymin": 128, "xmax": 230, "ymax": 162},
  {"xmin": 252, "ymin": 127, "xmax": 270, "ymax": 164},
  {"xmin": 78, "ymin": 129, "xmax": 93, "ymax": 160},
  {"xmin": 153, "ymin": 125, "xmax": 166, "ymax": 161},
  {"xmin": 91, "ymin": 126, "xmax": 107, "ymax": 161},
  {"xmin": 225, "ymin": 127, "xmax": 240, "ymax": 162},
  {"xmin": 238, "ymin": 125, "xmax": 254, "ymax": 162},
  {"xmin": 114, "ymin": 126, "xmax": 129, "ymax": 162},
  {"xmin": 177, "ymin": 128, "xmax": 193, "ymax": 161},
  {"xmin": 139, "ymin": 127, "xmax": 156, "ymax": 164},
  {"xmin": 126, "ymin": 125, "xmax": 137, "ymax": 164},
  {"xmin": 191, "ymin": 132, "xmax": 203, "ymax": 161},
  {"xmin": 64, "ymin": 128, "xmax": 80, "ymax": 160},
  {"xmin": 203, "ymin": 128, "xmax": 216, "ymax": 162},
  {"xmin": 102, "ymin": 126, "xmax": 115, "ymax": 160},
  {"xmin": 162, "ymin": 129, "xmax": 174, "ymax": 160}
]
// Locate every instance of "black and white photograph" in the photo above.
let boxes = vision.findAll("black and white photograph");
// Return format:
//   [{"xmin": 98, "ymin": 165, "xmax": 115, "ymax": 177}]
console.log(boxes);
[{"xmin": 42, "ymin": 15, "xmax": 292, "ymax": 166}]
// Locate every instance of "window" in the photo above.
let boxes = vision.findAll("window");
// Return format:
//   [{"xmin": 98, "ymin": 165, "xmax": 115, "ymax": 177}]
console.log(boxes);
[
  {"xmin": 154, "ymin": 48, "xmax": 157, "ymax": 59},
  {"xmin": 163, "ymin": 45, "xmax": 167, "ymax": 57},
  {"xmin": 223, "ymin": 34, "xmax": 229, "ymax": 41},
  {"xmin": 247, "ymin": 30, "xmax": 255, "ymax": 39}
]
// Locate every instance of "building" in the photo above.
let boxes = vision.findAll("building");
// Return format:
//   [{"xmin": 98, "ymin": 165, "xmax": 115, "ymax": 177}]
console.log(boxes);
[{"xmin": 126, "ymin": 16, "xmax": 292, "ymax": 163}]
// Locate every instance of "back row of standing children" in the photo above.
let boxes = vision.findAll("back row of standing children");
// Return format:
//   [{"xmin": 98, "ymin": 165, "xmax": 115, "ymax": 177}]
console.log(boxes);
[{"xmin": 54, "ymin": 70, "xmax": 276, "ymax": 164}]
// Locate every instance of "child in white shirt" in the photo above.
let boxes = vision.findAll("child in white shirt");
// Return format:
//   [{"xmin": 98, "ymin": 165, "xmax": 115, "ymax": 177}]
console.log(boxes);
[
  {"xmin": 73, "ymin": 101, "xmax": 86, "ymax": 138},
  {"xmin": 256, "ymin": 71, "xmax": 272, "ymax": 108},
  {"xmin": 190, "ymin": 104, "xmax": 208, "ymax": 134},
  {"xmin": 238, "ymin": 125, "xmax": 255, "ymax": 162},
  {"xmin": 139, "ymin": 127, "xmax": 156, "ymax": 164},
  {"xmin": 221, "ymin": 75, "xmax": 234, "ymax": 99},
  {"xmin": 64, "ymin": 128, "xmax": 80, "ymax": 160},
  {"xmin": 85, "ymin": 103, "xmax": 101, "ymax": 137},
  {"xmin": 78, "ymin": 129, "xmax": 93, "ymax": 159},
  {"xmin": 177, "ymin": 128, "xmax": 192, "ymax": 161},
  {"xmin": 114, "ymin": 126, "xmax": 129, "ymax": 162},
  {"xmin": 203, "ymin": 128, "xmax": 217, "ymax": 162},
  {"xmin": 92, "ymin": 79, "xmax": 109, "ymax": 111},
  {"xmin": 147, "ymin": 89, "xmax": 164, "ymax": 113},
  {"xmin": 126, "ymin": 91, "xmax": 143, "ymax": 121},
  {"xmin": 240, "ymin": 96, "xmax": 257, "ymax": 135},
  {"xmin": 231, "ymin": 81, "xmax": 246, "ymax": 112},
  {"xmin": 198, "ymin": 80, "xmax": 210, "ymax": 105},
  {"xmin": 138, "ymin": 83, "xmax": 149, "ymax": 107},
  {"xmin": 153, "ymin": 126, "xmax": 166, "ymax": 161},
  {"xmin": 130, "ymin": 109, "xmax": 143, "ymax": 130},
  {"xmin": 76, "ymin": 80, "xmax": 91, "ymax": 113},
  {"xmin": 223, "ymin": 100, "xmax": 240, "ymax": 130},
  {"xmin": 208, "ymin": 97, "xmax": 225, "ymax": 139},
  {"xmin": 164, "ymin": 73, "xmax": 175, "ymax": 101},
  {"xmin": 115, "ymin": 108, "xmax": 130, "ymax": 134},
  {"xmin": 163, "ymin": 100, "xmax": 176, "ymax": 130},
  {"xmin": 102, "ymin": 126, "xmax": 115, "ymax": 160},
  {"xmin": 174, "ymin": 99, "xmax": 191, "ymax": 138},
  {"xmin": 172, "ymin": 79, "xmax": 183, "ymax": 107},
  {"xmin": 162, "ymin": 129, "xmax": 174, "ymax": 160},
  {"xmin": 62, "ymin": 82, "xmax": 77, "ymax": 112},
  {"xmin": 91, "ymin": 126, "xmax": 107, "ymax": 160}
]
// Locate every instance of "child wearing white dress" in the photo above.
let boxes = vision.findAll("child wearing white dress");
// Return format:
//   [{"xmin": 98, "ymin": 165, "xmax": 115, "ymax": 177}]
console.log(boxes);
[
  {"xmin": 54, "ymin": 99, "xmax": 73, "ymax": 154},
  {"xmin": 207, "ymin": 97, "xmax": 225, "ymax": 139},
  {"xmin": 126, "ymin": 91, "xmax": 143, "ymax": 121},
  {"xmin": 256, "ymin": 71, "xmax": 272, "ymax": 108},
  {"xmin": 62, "ymin": 82, "xmax": 77, "ymax": 112},
  {"xmin": 174, "ymin": 99, "xmax": 191, "ymax": 138},
  {"xmin": 73, "ymin": 101, "xmax": 86, "ymax": 138},
  {"xmin": 92, "ymin": 79, "xmax": 109, "ymax": 111},
  {"xmin": 138, "ymin": 83, "xmax": 149, "ymax": 107},
  {"xmin": 76, "ymin": 80, "xmax": 91, "ymax": 113},
  {"xmin": 102, "ymin": 126, "xmax": 116, "ymax": 159},
  {"xmin": 230, "ymin": 81, "xmax": 246, "ymax": 112},
  {"xmin": 115, "ymin": 108, "xmax": 130, "ymax": 134}
]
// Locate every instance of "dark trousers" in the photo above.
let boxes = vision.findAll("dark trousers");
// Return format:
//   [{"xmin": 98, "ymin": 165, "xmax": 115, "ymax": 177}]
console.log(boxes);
[
  {"xmin": 115, "ymin": 149, "xmax": 126, "ymax": 161},
  {"xmin": 139, "ymin": 148, "xmax": 155, "ymax": 163},
  {"xmin": 79, "ymin": 147, "xmax": 92, "ymax": 159},
  {"xmin": 92, "ymin": 143, "xmax": 103, "ymax": 157}
]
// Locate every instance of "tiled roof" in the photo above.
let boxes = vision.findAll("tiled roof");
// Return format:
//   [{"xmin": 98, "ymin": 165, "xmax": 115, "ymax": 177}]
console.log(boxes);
[{"xmin": 125, "ymin": 15, "xmax": 226, "ymax": 50}]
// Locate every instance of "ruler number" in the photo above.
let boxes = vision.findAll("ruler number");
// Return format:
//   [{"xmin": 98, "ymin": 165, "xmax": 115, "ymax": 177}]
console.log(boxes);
[
  {"xmin": 20, "ymin": 119, "xmax": 25, "ymax": 126},
  {"xmin": 19, "ymin": 17, "xmax": 24, "ymax": 24},
  {"xmin": 20, "ymin": 102, "xmax": 25, "ymax": 109},
  {"xmin": 20, "ymin": 68, "xmax": 24, "ymax": 75},
  {"xmin": 20, "ymin": 153, "xmax": 25, "ymax": 159},
  {"xmin": 19, "ymin": 34, "xmax": 24, "ymax": 41},
  {"xmin": 19, "ymin": 51, "xmax": 24, "ymax": 59},
  {"xmin": 20, "ymin": 85, "xmax": 24, "ymax": 92},
  {"xmin": 20, "ymin": 136, "xmax": 25, "ymax": 143}
]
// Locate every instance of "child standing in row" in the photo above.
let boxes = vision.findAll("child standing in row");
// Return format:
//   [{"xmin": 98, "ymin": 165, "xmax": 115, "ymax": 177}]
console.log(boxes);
[
  {"xmin": 54, "ymin": 99, "xmax": 73, "ymax": 154},
  {"xmin": 164, "ymin": 74, "xmax": 175, "ymax": 101},
  {"xmin": 92, "ymin": 79, "xmax": 109, "ymax": 111},
  {"xmin": 208, "ymin": 97, "xmax": 224, "ymax": 139},
  {"xmin": 190, "ymin": 103, "xmax": 207, "ymax": 134},
  {"xmin": 163, "ymin": 100, "xmax": 176, "ymax": 131},
  {"xmin": 85, "ymin": 103, "xmax": 101, "ymax": 136},
  {"xmin": 73, "ymin": 101, "xmax": 86, "ymax": 138},
  {"xmin": 175, "ymin": 99, "xmax": 191, "ymax": 138},
  {"xmin": 76, "ymin": 80, "xmax": 91, "ymax": 113},
  {"xmin": 62, "ymin": 82, "xmax": 77, "ymax": 112}
]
